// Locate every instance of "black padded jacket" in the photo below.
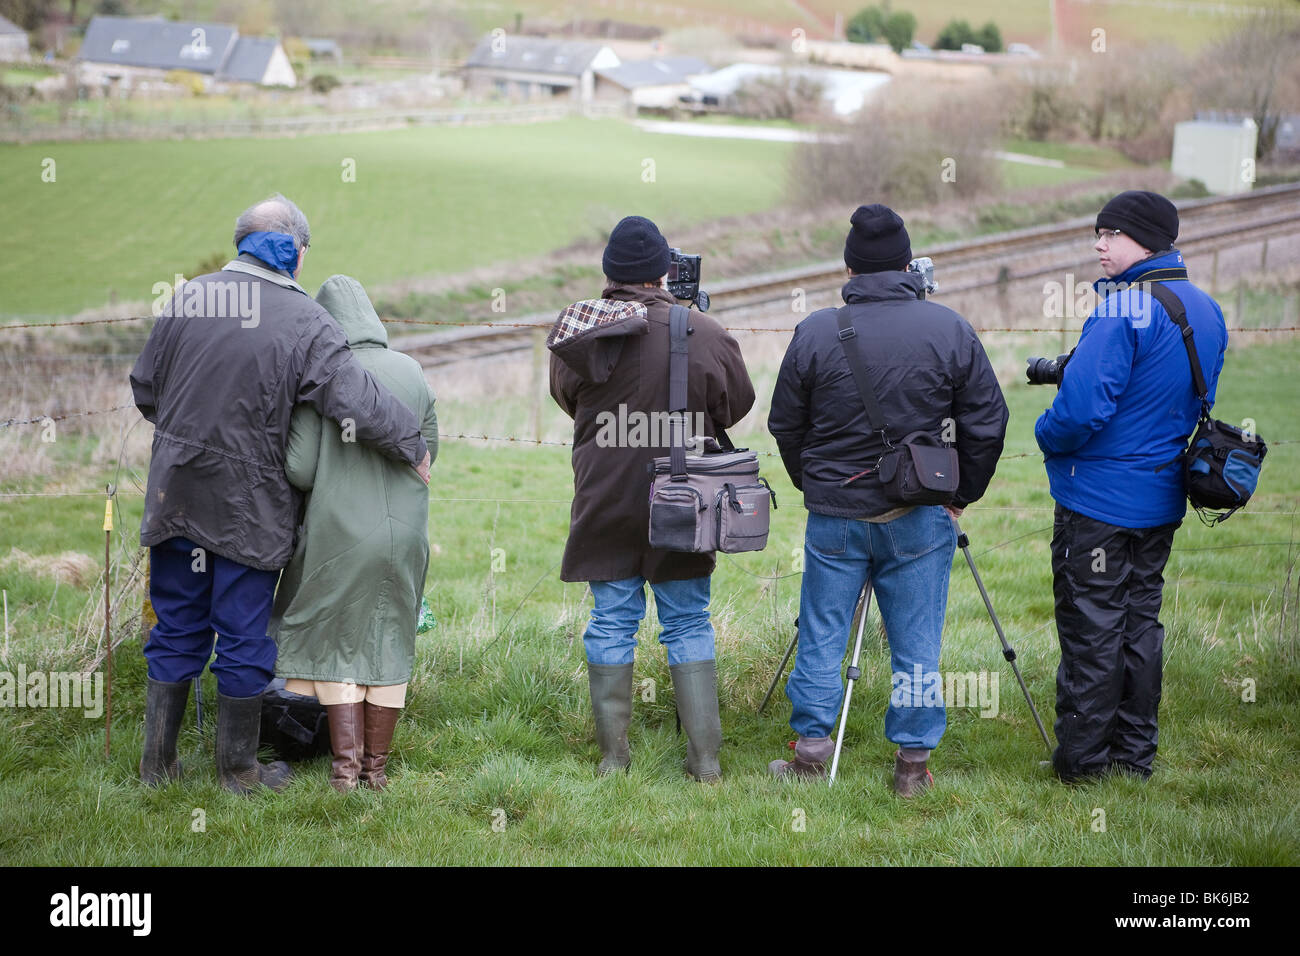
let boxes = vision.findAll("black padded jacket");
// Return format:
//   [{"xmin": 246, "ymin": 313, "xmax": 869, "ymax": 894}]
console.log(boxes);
[{"xmin": 768, "ymin": 270, "xmax": 1008, "ymax": 518}]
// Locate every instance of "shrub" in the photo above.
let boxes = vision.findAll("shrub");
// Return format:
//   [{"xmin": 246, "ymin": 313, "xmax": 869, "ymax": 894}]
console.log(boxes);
[
  {"xmin": 881, "ymin": 12, "xmax": 917, "ymax": 53},
  {"xmin": 309, "ymin": 73, "xmax": 341, "ymax": 94},
  {"xmin": 731, "ymin": 73, "xmax": 824, "ymax": 121},
  {"xmin": 791, "ymin": 77, "xmax": 1005, "ymax": 209},
  {"xmin": 164, "ymin": 69, "xmax": 205, "ymax": 97},
  {"xmin": 934, "ymin": 19, "xmax": 975, "ymax": 51},
  {"xmin": 846, "ymin": 6, "xmax": 887, "ymax": 43},
  {"xmin": 975, "ymin": 22, "xmax": 1002, "ymax": 53}
]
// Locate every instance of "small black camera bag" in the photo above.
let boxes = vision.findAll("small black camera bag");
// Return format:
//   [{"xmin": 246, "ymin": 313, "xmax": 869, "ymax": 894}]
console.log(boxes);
[{"xmin": 1145, "ymin": 281, "xmax": 1267, "ymax": 525}]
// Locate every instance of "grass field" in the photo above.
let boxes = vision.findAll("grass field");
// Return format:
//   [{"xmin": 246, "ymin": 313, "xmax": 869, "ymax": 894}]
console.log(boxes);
[
  {"xmin": 0, "ymin": 117, "xmax": 792, "ymax": 319},
  {"xmin": 0, "ymin": 322, "xmax": 1296, "ymax": 865},
  {"xmin": 0, "ymin": 115, "xmax": 1145, "ymax": 322}
]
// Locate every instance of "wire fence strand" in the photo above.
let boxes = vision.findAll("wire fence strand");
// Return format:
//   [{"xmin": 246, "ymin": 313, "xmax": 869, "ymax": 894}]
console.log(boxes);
[{"xmin": 4, "ymin": 313, "xmax": 1299, "ymax": 335}]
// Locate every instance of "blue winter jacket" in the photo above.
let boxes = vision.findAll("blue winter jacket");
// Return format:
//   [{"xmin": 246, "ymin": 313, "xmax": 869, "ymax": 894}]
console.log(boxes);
[{"xmin": 1034, "ymin": 250, "xmax": 1227, "ymax": 529}]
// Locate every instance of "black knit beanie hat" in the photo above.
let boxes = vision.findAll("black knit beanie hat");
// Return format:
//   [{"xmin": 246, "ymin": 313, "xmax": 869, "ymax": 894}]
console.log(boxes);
[
  {"xmin": 1095, "ymin": 191, "xmax": 1179, "ymax": 253},
  {"xmin": 844, "ymin": 204, "xmax": 912, "ymax": 274},
  {"xmin": 602, "ymin": 215, "xmax": 672, "ymax": 284}
]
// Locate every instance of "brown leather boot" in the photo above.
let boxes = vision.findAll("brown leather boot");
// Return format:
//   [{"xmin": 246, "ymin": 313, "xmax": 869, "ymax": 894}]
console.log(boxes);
[
  {"xmin": 325, "ymin": 702, "xmax": 365, "ymax": 793},
  {"xmin": 893, "ymin": 749, "xmax": 934, "ymax": 797},
  {"xmin": 769, "ymin": 734, "xmax": 834, "ymax": 779},
  {"xmin": 359, "ymin": 703, "xmax": 401, "ymax": 791}
]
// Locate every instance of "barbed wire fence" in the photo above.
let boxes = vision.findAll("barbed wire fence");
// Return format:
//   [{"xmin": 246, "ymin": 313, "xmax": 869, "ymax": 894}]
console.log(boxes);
[{"xmin": 2, "ymin": 295, "xmax": 1298, "ymax": 660}]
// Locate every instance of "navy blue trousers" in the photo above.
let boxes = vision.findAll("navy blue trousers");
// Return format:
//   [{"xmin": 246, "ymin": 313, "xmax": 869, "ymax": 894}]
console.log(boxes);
[{"xmin": 144, "ymin": 536, "xmax": 279, "ymax": 698}]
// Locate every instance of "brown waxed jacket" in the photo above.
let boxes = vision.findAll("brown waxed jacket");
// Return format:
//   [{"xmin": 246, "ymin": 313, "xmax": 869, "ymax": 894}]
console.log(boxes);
[{"xmin": 549, "ymin": 282, "xmax": 755, "ymax": 583}]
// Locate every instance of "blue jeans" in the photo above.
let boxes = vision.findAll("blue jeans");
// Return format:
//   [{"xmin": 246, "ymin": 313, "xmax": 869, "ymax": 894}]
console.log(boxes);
[
  {"xmin": 787, "ymin": 507, "xmax": 956, "ymax": 748},
  {"xmin": 584, "ymin": 576, "xmax": 715, "ymax": 667},
  {"xmin": 144, "ymin": 536, "xmax": 280, "ymax": 698}
]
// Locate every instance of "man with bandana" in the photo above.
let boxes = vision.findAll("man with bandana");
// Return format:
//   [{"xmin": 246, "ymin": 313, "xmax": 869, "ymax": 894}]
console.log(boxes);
[{"xmin": 131, "ymin": 193, "xmax": 431, "ymax": 795}]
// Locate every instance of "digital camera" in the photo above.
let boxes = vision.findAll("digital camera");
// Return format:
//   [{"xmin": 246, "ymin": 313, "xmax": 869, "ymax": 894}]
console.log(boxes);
[
  {"xmin": 667, "ymin": 248, "xmax": 710, "ymax": 312},
  {"xmin": 1025, "ymin": 352, "xmax": 1074, "ymax": 386},
  {"xmin": 907, "ymin": 256, "xmax": 937, "ymax": 296}
]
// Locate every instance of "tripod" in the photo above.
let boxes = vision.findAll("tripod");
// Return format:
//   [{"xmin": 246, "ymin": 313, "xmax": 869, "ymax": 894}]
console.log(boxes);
[{"xmin": 759, "ymin": 522, "xmax": 1052, "ymax": 784}]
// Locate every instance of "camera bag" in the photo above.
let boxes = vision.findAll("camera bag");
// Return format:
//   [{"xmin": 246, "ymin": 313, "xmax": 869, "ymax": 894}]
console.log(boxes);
[
  {"xmin": 259, "ymin": 678, "xmax": 331, "ymax": 762},
  {"xmin": 648, "ymin": 305, "xmax": 776, "ymax": 553},
  {"xmin": 1145, "ymin": 281, "xmax": 1267, "ymax": 525},
  {"xmin": 835, "ymin": 308, "xmax": 959, "ymax": 505}
]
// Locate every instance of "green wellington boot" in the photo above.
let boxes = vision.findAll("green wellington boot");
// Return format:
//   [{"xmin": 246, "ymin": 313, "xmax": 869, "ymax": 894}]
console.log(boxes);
[
  {"xmin": 671, "ymin": 660, "xmax": 722, "ymax": 783},
  {"xmin": 588, "ymin": 662, "xmax": 634, "ymax": 775}
]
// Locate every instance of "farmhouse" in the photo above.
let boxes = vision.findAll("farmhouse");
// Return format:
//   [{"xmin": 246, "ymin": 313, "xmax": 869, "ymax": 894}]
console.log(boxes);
[
  {"xmin": 594, "ymin": 56, "xmax": 710, "ymax": 109},
  {"xmin": 0, "ymin": 13, "xmax": 29, "ymax": 62},
  {"xmin": 464, "ymin": 34, "xmax": 618, "ymax": 102},
  {"xmin": 77, "ymin": 15, "xmax": 296, "ymax": 88}
]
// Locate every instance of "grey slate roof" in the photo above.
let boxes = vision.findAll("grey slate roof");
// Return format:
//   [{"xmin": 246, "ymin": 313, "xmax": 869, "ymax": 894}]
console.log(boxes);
[
  {"xmin": 0, "ymin": 14, "xmax": 25, "ymax": 36},
  {"xmin": 465, "ymin": 35, "xmax": 605, "ymax": 77},
  {"xmin": 596, "ymin": 56, "xmax": 710, "ymax": 89},
  {"xmin": 220, "ymin": 36, "xmax": 277, "ymax": 83},
  {"xmin": 79, "ymin": 16, "xmax": 238, "ymax": 74}
]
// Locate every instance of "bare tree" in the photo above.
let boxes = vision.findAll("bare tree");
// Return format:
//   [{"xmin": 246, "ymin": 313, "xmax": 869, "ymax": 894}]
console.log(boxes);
[{"xmin": 1195, "ymin": 8, "xmax": 1300, "ymax": 159}]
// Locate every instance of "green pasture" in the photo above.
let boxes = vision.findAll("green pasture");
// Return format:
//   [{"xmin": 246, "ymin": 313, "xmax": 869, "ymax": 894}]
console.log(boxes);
[
  {"xmin": 0, "ymin": 117, "xmax": 792, "ymax": 319},
  {"xmin": 0, "ymin": 329, "xmax": 1296, "ymax": 865}
]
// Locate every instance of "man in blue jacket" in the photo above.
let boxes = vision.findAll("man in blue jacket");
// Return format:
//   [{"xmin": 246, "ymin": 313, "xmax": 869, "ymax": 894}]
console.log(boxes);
[{"xmin": 1035, "ymin": 190, "xmax": 1227, "ymax": 783}]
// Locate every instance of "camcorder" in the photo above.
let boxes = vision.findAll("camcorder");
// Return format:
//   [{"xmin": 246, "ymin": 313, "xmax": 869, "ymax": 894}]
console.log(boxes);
[
  {"xmin": 907, "ymin": 256, "xmax": 937, "ymax": 296},
  {"xmin": 667, "ymin": 248, "xmax": 710, "ymax": 311},
  {"xmin": 1025, "ymin": 350, "xmax": 1074, "ymax": 386}
]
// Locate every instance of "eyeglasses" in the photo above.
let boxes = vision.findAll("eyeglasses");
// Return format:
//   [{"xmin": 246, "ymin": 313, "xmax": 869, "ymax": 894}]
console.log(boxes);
[{"xmin": 1094, "ymin": 228, "xmax": 1123, "ymax": 242}]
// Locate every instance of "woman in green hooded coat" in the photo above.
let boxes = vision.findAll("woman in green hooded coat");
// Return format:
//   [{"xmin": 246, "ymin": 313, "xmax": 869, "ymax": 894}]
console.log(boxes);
[{"xmin": 270, "ymin": 274, "xmax": 438, "ymax": 792}]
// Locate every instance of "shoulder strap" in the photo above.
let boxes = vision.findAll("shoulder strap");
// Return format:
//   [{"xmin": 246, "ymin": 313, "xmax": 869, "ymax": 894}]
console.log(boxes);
[
  {"xmin": 834, "ymin": 307, "xmax": 891, "ymax": 443},
  {"xmin": 1145, "ymin": 281, "xmax": 1211, "ymax": 414},
  {"xmin": 668, "ymin": 304, "xmax": 691, "ymax": 479}
]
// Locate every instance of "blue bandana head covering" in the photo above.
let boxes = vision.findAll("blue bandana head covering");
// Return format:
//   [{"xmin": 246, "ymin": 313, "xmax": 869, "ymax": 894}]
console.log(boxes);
[{"xmin": 237, "ymin": 231, "xmax": 300, "ymax": 275}]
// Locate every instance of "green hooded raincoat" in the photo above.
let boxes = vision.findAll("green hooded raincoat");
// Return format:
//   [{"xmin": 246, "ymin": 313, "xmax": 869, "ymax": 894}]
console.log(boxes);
[{"xmin": 269, "ymin": 275, "xmax": 438, "ymax": 686}]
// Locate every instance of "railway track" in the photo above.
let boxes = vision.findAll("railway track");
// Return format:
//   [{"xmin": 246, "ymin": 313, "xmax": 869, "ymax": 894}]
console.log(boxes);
[{"xmin": 393, "ymin": 182, "xmax": 1300, "ymax": 368}]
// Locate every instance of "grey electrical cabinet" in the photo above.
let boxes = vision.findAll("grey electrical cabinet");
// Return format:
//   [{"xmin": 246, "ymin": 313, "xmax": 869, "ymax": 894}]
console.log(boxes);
[{"xmin": 1171, "ymin": 120, "xmax": 1258, "ymax": 195}]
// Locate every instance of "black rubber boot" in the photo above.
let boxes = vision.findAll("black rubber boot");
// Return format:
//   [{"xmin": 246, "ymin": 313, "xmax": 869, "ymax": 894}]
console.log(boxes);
[
  {"xmin": 588, "ymin": 663, "xmax": 633, "ymax": 775},
  {"xmin": 216, "ymin": 692, "xmax": 292, "ymax": 795},
  {"xmin": 139, "ymin": 678, "xmax": 190, "ymax": 787},
  {"xmin": 670, "ymin": 660, "xmax": 722, "ymax": 783}
]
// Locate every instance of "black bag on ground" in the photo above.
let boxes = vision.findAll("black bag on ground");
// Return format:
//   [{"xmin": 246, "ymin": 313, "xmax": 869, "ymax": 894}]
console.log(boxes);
[
  {"xmin": 259, "ymin": 678, "xmax": 331, "ymax": 762},
  {"xmin": 834, "ymin": 309, "xmax": 959, "ymax": 506},
  {"xmin": 1146, "ymin": 282, "xmax": 1267, "ymax": 525},
  {"xmin": 647, "ymin": 304, "xmax": 776, "ymax": 553}
]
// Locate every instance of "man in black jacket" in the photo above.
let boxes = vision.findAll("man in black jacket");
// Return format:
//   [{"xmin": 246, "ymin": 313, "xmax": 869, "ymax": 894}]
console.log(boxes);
[
  {"xmin": 767, "ymin": 204, "xmax": 1008, "ymax": 795},
  {"xmin": 130, "ymin": 193, "xmax": 431, "ymax": 795}
]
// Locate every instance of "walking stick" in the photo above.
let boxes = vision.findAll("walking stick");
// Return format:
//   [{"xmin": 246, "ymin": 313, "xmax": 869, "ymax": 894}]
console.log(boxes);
[
  {"xmin": 828, "ymin": 580, "xmax": 873, "ymax": 787},
  {"xmin": 954, "ymin": 525, "xmax": 1052, "ymax": 754},
  {"xmin": 757, "ymin": 617, "xmax": 798, "ymax": 715}
]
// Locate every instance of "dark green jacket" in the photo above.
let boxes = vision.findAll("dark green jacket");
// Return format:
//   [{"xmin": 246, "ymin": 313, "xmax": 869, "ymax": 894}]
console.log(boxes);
[{"xmin": 269, "ymin": 275, "xmax": 438, "ymax": 685}]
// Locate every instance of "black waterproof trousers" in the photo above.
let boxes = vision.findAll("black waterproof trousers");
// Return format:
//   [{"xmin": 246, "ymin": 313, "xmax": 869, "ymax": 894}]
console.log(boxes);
[{"xmin": 1050, "ymin": 504, "xmax": 1180, "ymax": 781}]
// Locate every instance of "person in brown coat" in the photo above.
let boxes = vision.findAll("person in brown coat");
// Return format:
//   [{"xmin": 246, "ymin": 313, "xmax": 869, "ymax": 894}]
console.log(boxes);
[{"xmin": 549, "ymin": 215, "xmax": 755, "ymax": 782}]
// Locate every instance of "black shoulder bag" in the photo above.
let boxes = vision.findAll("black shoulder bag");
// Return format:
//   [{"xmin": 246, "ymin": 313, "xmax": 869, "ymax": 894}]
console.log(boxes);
[
  {"xmin": 835, "ymin": 308, "xmax": 959, "ymax": 505},
  {"xmin": 1145, "ymin": 281, "xmax": 1267, "ymax": 525}
]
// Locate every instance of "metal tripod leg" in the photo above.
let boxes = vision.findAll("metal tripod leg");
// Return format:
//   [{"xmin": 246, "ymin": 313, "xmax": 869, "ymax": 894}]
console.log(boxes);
[
  {"xmin": 829, "ymin": 581, "xmax": 873, "ymax": 787},
  {"xmin": 758, "ymin": 617, "xmax": 798, "ymax": 715},
  {"xmin": 954, "ymin": 525, "xmax": 1052, "ymax": 754}
]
